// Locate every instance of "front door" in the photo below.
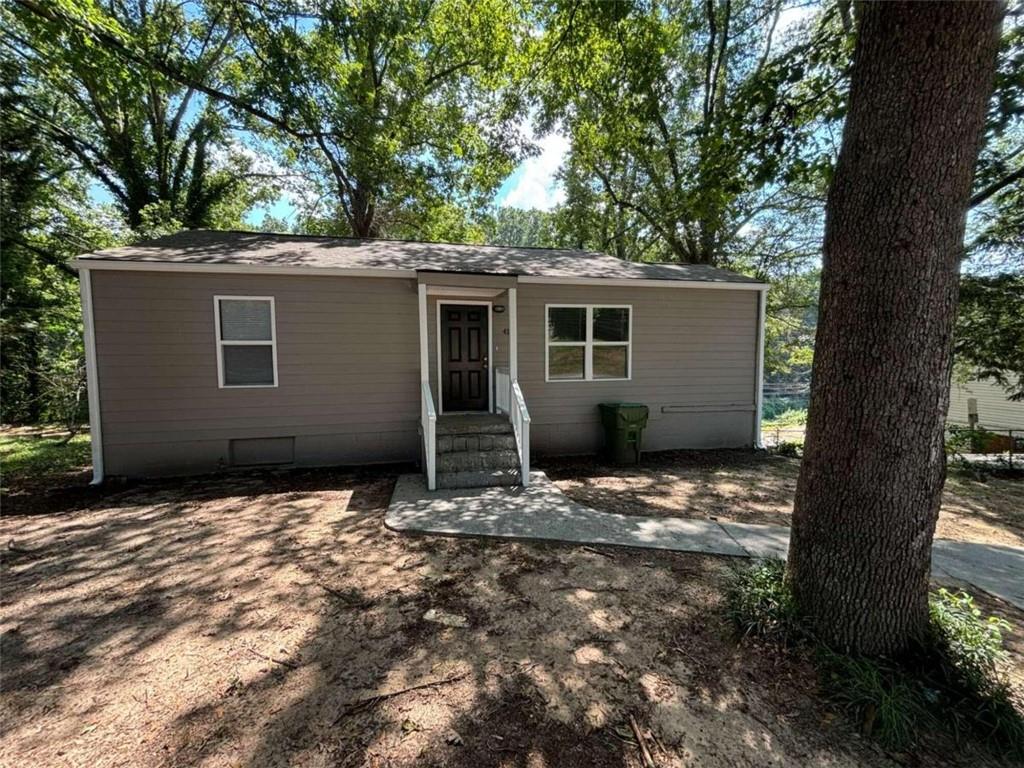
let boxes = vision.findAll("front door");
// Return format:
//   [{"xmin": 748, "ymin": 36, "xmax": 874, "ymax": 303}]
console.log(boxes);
[{"xmin": 441, "ymin": 304, "xmax": 489, "ymax": 412}]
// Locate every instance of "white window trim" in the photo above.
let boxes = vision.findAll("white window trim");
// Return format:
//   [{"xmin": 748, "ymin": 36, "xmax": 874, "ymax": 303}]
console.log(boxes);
[
  {"xmin": 214, "ymin": 295, "xmax": 279, "ymax": 389},
  {"xmin": 545, "ymin": 304, "xmax": 632, "ymax": 383}
]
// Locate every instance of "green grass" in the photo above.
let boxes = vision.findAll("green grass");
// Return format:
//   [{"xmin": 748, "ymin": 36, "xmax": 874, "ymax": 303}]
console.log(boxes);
[
  {"xmin": 0, "ymin": 432, "xmax": 92, "ymax": 490},
  {"xmin": 762, "ymin": 408, "xmax": 808, "ymax": 429}
]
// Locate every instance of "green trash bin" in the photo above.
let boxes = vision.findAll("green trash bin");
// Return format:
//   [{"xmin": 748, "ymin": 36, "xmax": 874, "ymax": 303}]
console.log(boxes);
[{"xmin": 599, "ymin": 402, "xmax": 649, "ymax": 464}]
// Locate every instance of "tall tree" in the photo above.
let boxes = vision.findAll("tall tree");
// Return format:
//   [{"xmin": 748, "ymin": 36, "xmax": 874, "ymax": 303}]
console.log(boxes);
[
  {"xmin": 229, "ymin": 0, "xmax": 533, "ymax": 238},
  {"xmin": 5, "ymin": 0, "xmax": 272, "ymax": 230},
  {"xmin": 787, "ymin": 2, "xmax": 1003, "ymax": 655},
  {"xmin": 537, "ymin": 0, "xmax": 847, "ymax": 265}
]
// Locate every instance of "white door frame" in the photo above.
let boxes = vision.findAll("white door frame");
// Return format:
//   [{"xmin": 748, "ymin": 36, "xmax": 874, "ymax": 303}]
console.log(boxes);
[{"xmin": 435, "ymin": 299, "xmax": 494, "ymax": 415}]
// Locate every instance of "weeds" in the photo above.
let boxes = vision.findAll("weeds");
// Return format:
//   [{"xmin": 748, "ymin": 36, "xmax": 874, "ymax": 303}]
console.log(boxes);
[
  {"xmin": 725, "ymin": 560, "xmax": 1024, "ymax": 757},
  {"xmin": 725, "ymin": 558, "xmax": 803, "ymax": 642}
]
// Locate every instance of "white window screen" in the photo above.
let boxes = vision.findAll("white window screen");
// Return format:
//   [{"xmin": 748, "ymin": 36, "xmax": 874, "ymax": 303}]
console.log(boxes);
[{"xmin": 216, "ymin": 297, "xmax": 277, "ymax": 387}]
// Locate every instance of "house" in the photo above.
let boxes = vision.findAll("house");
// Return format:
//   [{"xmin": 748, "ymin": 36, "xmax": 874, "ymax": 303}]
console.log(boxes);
[
  {"xmin": 947, "ymin": 376, "xmax": 1024, "ymax": 433},
  {"xmin": 73, "ymin": 230, "xmax": 768, "ymax": 489}
]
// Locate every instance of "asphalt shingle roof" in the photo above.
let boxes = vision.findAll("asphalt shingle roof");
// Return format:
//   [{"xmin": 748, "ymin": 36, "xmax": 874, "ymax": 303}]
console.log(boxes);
[{"xmin": 75, "ymin": 229, "xmax": 762, "ymax": 284}]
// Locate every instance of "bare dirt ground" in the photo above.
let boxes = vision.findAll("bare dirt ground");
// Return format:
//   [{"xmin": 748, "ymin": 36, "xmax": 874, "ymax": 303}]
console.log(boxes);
[
  {"xmin": 7, "ymin": 465, "xmax": 995, "ymax": 768},
  {"xmin": 542, "ymin": 450, "xmax": 1024, "ymax": 548}
]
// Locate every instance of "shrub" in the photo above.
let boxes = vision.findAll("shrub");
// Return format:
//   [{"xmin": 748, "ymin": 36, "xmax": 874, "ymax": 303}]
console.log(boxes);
[
  {"xmin": 768, "ymin": 440, "xmax": 803, "ymax": 458},
  {"xmin": 818, "ymin": 651, "xmax": 929, "ymax": 750},
  {"xmin": 929, "ymin": 589, "xmax": 1008, "ymax": 691},
  {"xmin": 763, "ymin": 408, "xmax": 808, "ymax": 428},
  {"xmin": 725, "ymin": 559, "xmax": 803, "ymax": 643},
  {"xmin": 725, "ymin": 562, "xmax": 1024, "ymax": 757}
]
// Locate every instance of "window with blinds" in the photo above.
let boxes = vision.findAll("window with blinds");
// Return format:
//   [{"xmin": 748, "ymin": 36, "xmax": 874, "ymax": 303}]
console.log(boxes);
[{"xmin": 215, "ymin": 297, "xmax": 278, "ymax": 387}]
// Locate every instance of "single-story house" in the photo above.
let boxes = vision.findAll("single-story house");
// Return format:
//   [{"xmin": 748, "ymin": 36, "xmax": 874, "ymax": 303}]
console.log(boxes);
[{"xmin": 74, "ymin": 230, "xmax": 767, "ymax": 490}]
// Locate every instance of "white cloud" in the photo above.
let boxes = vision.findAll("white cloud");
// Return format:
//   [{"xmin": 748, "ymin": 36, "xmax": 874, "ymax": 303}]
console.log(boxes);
[{"xmin": 499, "ymin": 131, "xmax": 570, "ymax": 210}]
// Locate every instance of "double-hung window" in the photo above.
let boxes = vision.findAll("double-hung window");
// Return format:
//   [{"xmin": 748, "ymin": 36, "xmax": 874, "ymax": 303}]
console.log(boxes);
[
  {"xmin": 215, "ymin": 296, "xmax": 278, "ymax": 388},
  {"xmin": 546, "ymin": 305, "xmax": 631, "ymax": 381}
]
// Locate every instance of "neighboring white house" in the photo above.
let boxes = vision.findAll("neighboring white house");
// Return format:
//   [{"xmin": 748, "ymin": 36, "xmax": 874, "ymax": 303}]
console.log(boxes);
[{"xmin": 947, "ymin": 377, "xmax": 1024, "ymax": 432}]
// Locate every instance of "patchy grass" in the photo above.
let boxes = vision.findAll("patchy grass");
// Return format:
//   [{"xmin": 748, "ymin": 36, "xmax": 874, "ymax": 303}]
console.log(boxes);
[
  {"xmin": 0, "ymin": 429, "xmax": 97, "ymax": 516},
  {"xmin": 0, "ymin": 431, "xmax": 91, "ymax": 486},
  {"xmin": 543, "ymin": 449, "xmax": 1024, "ymax": 547}
]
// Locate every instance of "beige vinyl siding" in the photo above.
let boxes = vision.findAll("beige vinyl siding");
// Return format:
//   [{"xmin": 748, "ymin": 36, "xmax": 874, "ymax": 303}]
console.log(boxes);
[
  {"xmin": 517, "ymin": 283, "xmax": 759, "ymax": 454},
  {"xmin": 92, "ymin": 270, "xmax": 421, "ymax": 476},
  {"xmin": 947, "ymin": 378, "xmax": 1024, "ymax": 431}
]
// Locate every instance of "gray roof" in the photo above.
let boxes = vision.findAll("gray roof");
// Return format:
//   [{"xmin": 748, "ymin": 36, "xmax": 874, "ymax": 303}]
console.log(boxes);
[{"xmin": 75, "ymin": 229, "xmax": 762, "ymax": 284}]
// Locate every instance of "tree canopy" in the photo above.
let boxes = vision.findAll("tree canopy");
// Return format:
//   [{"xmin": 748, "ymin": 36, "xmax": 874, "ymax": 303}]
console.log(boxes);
[{"xmin": 1, "ymin": 0, "xmax": 1022, "ymax": 425}]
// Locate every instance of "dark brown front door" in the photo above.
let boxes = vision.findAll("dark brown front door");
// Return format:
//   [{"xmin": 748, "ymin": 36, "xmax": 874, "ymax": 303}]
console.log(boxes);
[{"xmin": 441, "ymin": 304, "xmax": 489, "ymax": 412}]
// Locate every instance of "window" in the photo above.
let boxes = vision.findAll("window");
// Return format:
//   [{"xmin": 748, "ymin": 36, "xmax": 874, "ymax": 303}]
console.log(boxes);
[
  {"xmin": 546, "ymin": 305, "xmax": 631, "ymax": 381},
  {"xmin": 215, "ymin": 296, "xmax": 277, "ymax": 387}
]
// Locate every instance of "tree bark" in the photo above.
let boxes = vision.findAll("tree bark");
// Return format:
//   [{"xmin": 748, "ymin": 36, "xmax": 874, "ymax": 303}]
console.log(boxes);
[{"xmin": 787, "ymin": 2, "xmax": 1002, "ymax": 656}]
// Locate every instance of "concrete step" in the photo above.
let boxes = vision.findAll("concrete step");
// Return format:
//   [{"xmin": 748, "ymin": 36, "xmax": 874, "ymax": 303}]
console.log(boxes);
[
  {"xmin": 436, "ymin": 416, "xmax": 513, "ymax": 436},
  {"xmin": 437, "ymin": 449, "xmax": 520, "ymax": 473},
  {"xmin": 437, "ymin": 433, "xmax": 517, "ymax": 453},
  {"xmin": 437, "ymin": 469, "xmax": 521, "ymax": 490}
]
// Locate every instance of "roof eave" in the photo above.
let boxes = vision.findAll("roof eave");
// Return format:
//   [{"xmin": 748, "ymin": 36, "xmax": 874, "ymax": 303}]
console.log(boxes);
[{"xmin": 70, "ymin": 257, "xmax": 768, "ymax": 289}]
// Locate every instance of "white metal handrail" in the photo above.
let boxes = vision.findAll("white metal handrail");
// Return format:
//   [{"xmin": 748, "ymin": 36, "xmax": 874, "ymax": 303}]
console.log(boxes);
[
  {"xmin": 421, "ymin": 381, "xmax": 437, "ymax": 490},
  {"xmin": 495, "ymin": 366, "xmax": 511, "ymax": 413},
  {"xmin": 510, "ymin": 380, "xmax": 531, "ymax": 486}
]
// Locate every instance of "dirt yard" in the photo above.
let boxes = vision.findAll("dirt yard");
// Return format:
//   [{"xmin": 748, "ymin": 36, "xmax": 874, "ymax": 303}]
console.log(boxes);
[
  {"xmin": 4, "ymin": 465, "xmax": 1010, "ymax": 768},
  {"xmin": 543, "ymin": 451, "xmax": 1024, "ymax": 548}
]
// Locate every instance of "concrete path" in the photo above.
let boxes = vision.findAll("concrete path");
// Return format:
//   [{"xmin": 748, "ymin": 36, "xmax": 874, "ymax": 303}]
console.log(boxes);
[{"xmin": 386, "ymin": 472, "xmax": 1024, "ymax": 610}]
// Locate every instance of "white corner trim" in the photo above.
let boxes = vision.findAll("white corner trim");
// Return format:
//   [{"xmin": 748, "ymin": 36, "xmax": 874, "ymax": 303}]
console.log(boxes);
[
  {"xmin": 213, "ymin": 295, "xmax": 279, "ymax": 388},
  {"xmin": 418, "ymin": 283, "xmax": 429, "ymax": 382},
  {"xmin": 435, "ymin": 299, "xmax": 494, "ymax": 415},
  {"xmin": 545, "ymin": 304, "xmax": 632, "ymax": 383},
  {"xmin": 520, "ymin": 275, "xmax": 769, "ymax": 291},
  {"xmin": 754, "ymin": 288, "xmax": 767, "ymax": 449},
  {"xmin": 79, "ymin": 268, "xmax": 104, "ymax": 485},
  {"xmin": 508, "ymin": 287, "xmax": 518, "ymax": 381}
]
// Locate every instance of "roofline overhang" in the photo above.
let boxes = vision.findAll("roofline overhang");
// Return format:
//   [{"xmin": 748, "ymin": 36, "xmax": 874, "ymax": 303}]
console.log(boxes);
[{"xmin": 70, "ymin": 258, "xmax": 768, "ymax": 290}]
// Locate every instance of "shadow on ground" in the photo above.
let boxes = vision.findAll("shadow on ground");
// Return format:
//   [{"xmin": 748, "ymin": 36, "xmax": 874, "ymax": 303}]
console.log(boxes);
[{"xmin": 2, "ymin": 463, "xmax": 1014, "ymax": 767}]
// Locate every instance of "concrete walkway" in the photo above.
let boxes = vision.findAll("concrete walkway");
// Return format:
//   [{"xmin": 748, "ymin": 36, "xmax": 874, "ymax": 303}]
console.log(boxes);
[{"xmin": 386, "ymin": 471, "xmax": 1024, "ymax": 610}]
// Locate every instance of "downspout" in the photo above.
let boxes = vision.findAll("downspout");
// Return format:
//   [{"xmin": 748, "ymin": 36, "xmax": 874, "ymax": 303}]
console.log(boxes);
[
  {"xmin": 79, "ymin": 267, "xmax": 105, "ymax": 484},
  {"xmin": 754, "ymin": 285, "xmax": 768, "ymax": 449}
]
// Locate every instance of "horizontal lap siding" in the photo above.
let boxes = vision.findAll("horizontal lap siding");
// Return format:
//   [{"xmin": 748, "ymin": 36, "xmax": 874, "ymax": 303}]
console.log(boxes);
[
  {"xmin": 517, "ymin": 283, "xmax": 759, "ymax": 454},
  {"xmin": 92, "ymin": 271, "xmax": 420, "ymax": 476},
  {"xmin": 947, "ymin": 378, "xmax": 1024, "ymax": 431}
]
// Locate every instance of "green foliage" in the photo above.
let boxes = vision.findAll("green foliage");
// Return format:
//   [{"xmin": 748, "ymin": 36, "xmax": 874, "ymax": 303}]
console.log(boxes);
[
  {"xmin": 954, "ymin": 274, "xmax": 1024, "ymax": 401},
  {"xmin": 967, "ymin": 15, "xmax": 1023, "ymax": 268},
  {"xmin": 230, "ymin": 0, "xmax": 534, "ymax": 238},
  {"xmin": 727, "ymin": 561, "xmax": 1024, "ymax": 756},
  {"xmin": 536, "ymin": 0, "xmax": 848, "ymax": 265},
  {"xmin": 818, "ymin": 651, "xmax": 928, "ymax": 750},
  {"xmin": 483, "ymin": 207, "xmax": 562, "ymax": 248},
  {"xmin": 725, "ymin": 559, "xmax": 802, "ymax": 642},
  {"xmin": 4, "ymin": 0, "xmax": 277, "ymax": 230},
  {"xmin": 929, "ymin": 589, "xmax": 1009, "ymax": 693},
  {"xmin": 762, "ymin": 408, "xmax": 806, "ymax": 428},
  {"xmin": 0, "ymin": 433, "xmax": 92, "ymax": 490}
]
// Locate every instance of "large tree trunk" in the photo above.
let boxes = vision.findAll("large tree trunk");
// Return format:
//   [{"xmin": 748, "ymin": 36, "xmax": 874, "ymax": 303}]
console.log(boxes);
[{"xmin": 787, "ymin": 2, "xmax": 1002, "ymax": 656}]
